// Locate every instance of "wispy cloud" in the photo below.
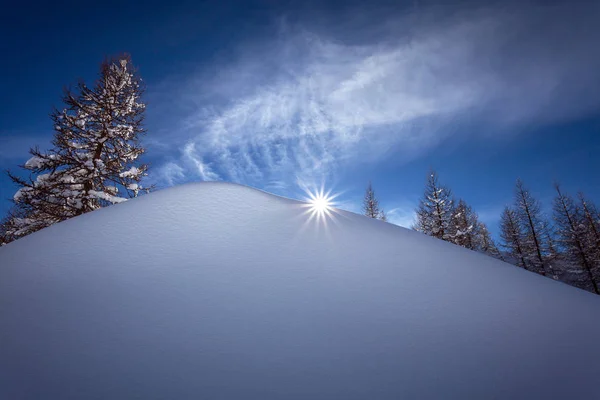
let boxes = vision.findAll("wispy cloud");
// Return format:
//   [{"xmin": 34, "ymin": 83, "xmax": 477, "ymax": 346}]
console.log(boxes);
[
  {"xmin": 183, "ymin": 143, "xmax": 219, "ymax": 181},
  {"xmin": 151, "ymin": 162, "xmax": 185, "ymax": 187},
  {"xmin": 147, "ymin": 2, "xmax": 600, "ymax": 190},
  {"xmin": 386, "ymin": 201, "xmax": 417, "ymax": 228}
]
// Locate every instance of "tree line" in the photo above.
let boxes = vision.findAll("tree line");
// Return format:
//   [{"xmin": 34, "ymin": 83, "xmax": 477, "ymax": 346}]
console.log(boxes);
[
  {"xmin": 362, "ymin": 172, "xmax": 600, "ymax": 294},
  {"xmin": 0, "ymin": 55, "xmax": 150, "ymax": 245},
  {"xmin": 2, "ymin": 54, "xmax": 599, "ymax": 296}
]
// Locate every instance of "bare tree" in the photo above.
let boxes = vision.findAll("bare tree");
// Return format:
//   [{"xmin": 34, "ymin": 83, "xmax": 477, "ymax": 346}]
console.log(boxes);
[
  {"xmin": 379, "ymin": 209, "xmax": 388, "ymax": 222},
  {"xmin": 514, "ymin": 179, "xmax": 548, "ymax": 275},
  {"xmin": 413, "ymin": 170, "xmax": 454, "ymax": 241},
  {"xmin": 363, "ymin": 182, "xmax": 381, "ymax": 219},
  {"xmin": 476, "ymin": 222, "xmax": 503, "ymax": 260},
  {"xmin": 553, "ymin": 184, "xmax": 598, "ymax": 294},
  {"xmin": 449, "ymin": 199, "xmax": 477, "ymax": 250},
  {"xmin": 500, "ymin": 207, "xmax": 529, "ymax": 270},
  {"xmin": 6, "ymin": 55, "xmax": 151, "ymax": 239},
  {"xmin": 578, "ymin": 192, "xmax": 600, "ymax": 262}
]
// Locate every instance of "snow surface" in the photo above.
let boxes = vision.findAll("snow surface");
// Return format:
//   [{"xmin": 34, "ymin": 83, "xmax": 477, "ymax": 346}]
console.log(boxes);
[{"xmin": 1, "ymin": 182, "xmax": 599, "ymax": 399}]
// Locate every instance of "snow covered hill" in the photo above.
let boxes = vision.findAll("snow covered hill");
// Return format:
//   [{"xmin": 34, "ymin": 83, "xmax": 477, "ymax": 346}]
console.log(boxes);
[{"xmin": 1, "ymin": 182, "xmax": 599, "ymax": 399}]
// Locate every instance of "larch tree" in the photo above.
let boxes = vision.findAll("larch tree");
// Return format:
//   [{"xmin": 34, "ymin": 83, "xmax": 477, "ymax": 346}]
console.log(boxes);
[
  {"xmin": 553, "ymin": 184, "xmax": 598, "ymax": 294},
  {"xmin": 0, "ymin": 217, "xmax": 12, "ymax": 247},
  {"xmin": 449, "ymin": 199, "xmax": 478, "ymax": 250},
  {"xmin": 379, "ymin": 209, "xmax": 388, "ymax": 222},
  {"xmin": 413, "ymin": 170, "xmax": 454, "ymax": 241},
  {"xmin": 514, "ymin": 179, "xmax": 548, "ymax": 276},
  {"xmin": 578, "ymin": 192, "xmax": 600, "ymax": 266},
  {"xmin": 6, "ymin": 55, "xmax": 149, "ymax": 239},
  {"xmin": 475, "ymin": 222, "xmax": 503, "ymax": 260},
  {"xmin": 363, "ymin": 182, "xmax": 381, "ymax": 219},
  {"xmin": 500, "ymin": 206, "xmax": 529, "ymax": 270},
  {"xmin": 0, "ymin": 206, "xmax": 32, "ymax": 245},
  {"xmin": 448, "ymin": 198, "xmax": 502, "ymax": 258}
]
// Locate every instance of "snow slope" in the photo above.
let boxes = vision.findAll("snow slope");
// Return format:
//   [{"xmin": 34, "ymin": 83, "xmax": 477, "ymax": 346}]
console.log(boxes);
[{"xmin": 1, "ymin": 182, "xmax": 599, "ymax": 399}]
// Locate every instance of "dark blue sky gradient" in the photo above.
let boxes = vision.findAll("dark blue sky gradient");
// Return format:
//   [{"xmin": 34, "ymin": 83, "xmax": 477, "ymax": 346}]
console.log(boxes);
[{"xmin": 1, "ymin": 0, "xmax": 598, "ymax": 235}]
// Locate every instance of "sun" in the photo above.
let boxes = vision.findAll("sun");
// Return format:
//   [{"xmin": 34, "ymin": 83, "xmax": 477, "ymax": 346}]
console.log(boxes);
[
  {"xmin": 299, "ymin": 183, "xmax": 341, "ymax": 225},
  {"xmin": 310, "ymin": 192, "xmax": 333, "ymax": 214}
]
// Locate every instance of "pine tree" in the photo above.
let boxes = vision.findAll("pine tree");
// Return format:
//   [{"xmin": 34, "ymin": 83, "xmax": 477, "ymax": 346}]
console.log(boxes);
[
  {"xmin": 514, "ymin": 179, "xmax": 548, "ymax": 275},
  {"xmin": 446, "ymin": 198, "xmax": 502, "ymax": 258},
  {"xmin": 6, "ymin": 55, "xmax": 149, "ymax": 239},
  {"xmin": 0, "ymin": 206, "xmax": 36, "ymax": 245},
  {"xmin": 475, "ymin": 222, "xmax": 503, "ymax": 259},
  {"xmin": 379, "ymin": 209, "xmax": 388, "ymax": 222},
  {"xmin": 0, "ymin": 218, "xmax": 11, "ymax": 246},
  {"xmin": 449, "ymin": 199, "xmax": 478, "ymax": 250},
  {"xmin": 413, "ymin": 170, "xmax": 454, "ymax": 241},
  {"xmin": 500, "ymin": 207, "xmax": 529, "ymax": 270},
  {"xmin": 553, "ymin": 185, "xmax": 598, "ymax": 294},
  {"xmin": 363, "ymin": 182, "xmax": 381, "ymax": 219},
  {"xmin": 578, "ymin": 192, "xmax": 600, "ymax": 265}
]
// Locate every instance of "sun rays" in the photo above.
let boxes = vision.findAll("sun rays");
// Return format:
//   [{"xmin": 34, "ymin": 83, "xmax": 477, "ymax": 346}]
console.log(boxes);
[
  {"xmin": 307, "ymin": 189, "xmax": 333, "ymax": 215},
  {"xmin": 299, "ymin": 183, "xmax": 342, "ymax": 228}
]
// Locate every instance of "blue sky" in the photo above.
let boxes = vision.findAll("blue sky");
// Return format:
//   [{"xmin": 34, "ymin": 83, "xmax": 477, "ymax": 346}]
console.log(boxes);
[{"xmin": 1, "ymin": 0, "xmax": 599, "ymax": 235}]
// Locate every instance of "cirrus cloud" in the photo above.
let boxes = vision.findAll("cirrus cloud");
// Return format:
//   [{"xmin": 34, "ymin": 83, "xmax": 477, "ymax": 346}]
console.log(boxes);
[{"xmin": 146, "ymin": 2, "xmax": 600, "ymax": 191}]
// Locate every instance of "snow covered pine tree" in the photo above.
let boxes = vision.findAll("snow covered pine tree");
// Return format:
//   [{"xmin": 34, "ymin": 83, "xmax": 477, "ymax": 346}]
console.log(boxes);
[
  {"xmin": 413, "ymin": 171, "xmax": 454, "ymax": 241},
  {"xmin": 514, "ymin": 179, "xmax": 550, "ymax": 276},
  {"xmin": 379, "ymin": 209, "xmax": 388, "ymax": 222},
  {"xmin": 449, "ymin": 199, "xmax": 478, "ymax": 250},
  {"xmin": 578, "ymin": 192, "xmax": 600, "ymax": 267},
  {"xmin": 476, "ymin": 222, "xmax": 503, "ymax": 260},
  {"xmin": 6, "ymin": 55, "xmax": 149, "ymax": 239},
  {"xmin": 363, "ymin": 182, "xmax": 386, "ymax": 221},
  {"xmin": 500, "ymin": 206, "xmax": 529, "ymax": 270},
  {"xmin": 446, "ymin": 198, "xmax": 501, "ymax": 258},
  {"xmin": 0, "ymin": 206, "xmax": 32, "ymax": 245},
  {"xmin": 553, "ymin": 184, "xmax": 599, "ymax": 294}
]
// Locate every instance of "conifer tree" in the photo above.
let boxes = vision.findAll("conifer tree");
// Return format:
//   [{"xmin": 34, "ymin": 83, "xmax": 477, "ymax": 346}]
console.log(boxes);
[
  {"xmin": 363, "ymin": 182, "xmax": 381, "ymax": 219},
  {"xmin": 0, "ymin": 217, "xmax": 11, "ymax": 246},
  {"xmin": 449, "ymin": 199, "xmax": 477, "ymax": 249},
  {"xmin": 500, "ymin": 207, "xmax": 529, "ymax": 270},
  {"xmin": 578, "ymin": 192, "xmax": 600, "ymax": 265},
  {"xmin": 413, "ymin": 171, "xmax": 454, "ymax": 241},
  {"xmin": 6, "ymin": 55, "xmax": 149, "ymax": 239},
  {"xmin": 379, "ymin": 209, "xmax": 388, "ymax": 222},
  {"xmin": 553, "ymin": 185, "xmax": 598, "ymax": 294},
  {"xmin": 475, "ymin": 222, "xmax": 503, "ymax": 259},
  {"xmin": 448, "ymin": 199, "xmax": 502, "ymax": 258},
  {"xmin": 514, "ymin": 179, "xmax": 548, "ymax": 275}
]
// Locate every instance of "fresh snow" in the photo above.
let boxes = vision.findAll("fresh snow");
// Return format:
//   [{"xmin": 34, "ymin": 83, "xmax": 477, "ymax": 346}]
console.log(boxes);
[
  {"xmin": 1, "ymin": 182, "xmax": 600, "ymax": 399},
  {"xmin": 24, "ymin": 156, "xmax": 45, "ymax": 169},
  {"xmin": 12, "ymin": 187, "xmax": 31, "ymax": 202},
  {"xmin": 74, "ymin": 118, "xmax": 86, "ymax": 129},
  {"xmin": 119, "ymin": 165, "xmax": 140, "ymax": 178},
  {"xmin": 88, "ymin": 190, "xmax": 127, "ymax": 204}
]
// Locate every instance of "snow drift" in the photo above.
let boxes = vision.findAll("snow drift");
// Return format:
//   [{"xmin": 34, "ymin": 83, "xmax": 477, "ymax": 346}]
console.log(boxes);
[{"xmin": 1, "ymin": 182, "xmax": 599, "ymax": 399}]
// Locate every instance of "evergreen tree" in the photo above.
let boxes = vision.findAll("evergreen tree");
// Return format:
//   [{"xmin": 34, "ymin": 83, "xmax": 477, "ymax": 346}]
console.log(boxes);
[
  {"xmin": 514, "ymin": 179, "xmax": 548, "ymax": 275},
  {"xmin": 449, "ymin": 199, "xmax": 478, "ymax": 250},
  {"xmin": 578, "ymin": 192, "xmax": 600, "ymax": 265},
  {"xmin": 0, "ymin": 217, "xmax": 11, "ymax": 246},
  {"xmin": 475, "ymin": 222, "xmax": 503, "ymax": 259},
  {"xmin": 500, "ymin": 207, "xmax": 529, "ymax": 270},
  {"xmin": 0, "ymin": 205, "xmax": 38, "ymax": 245},
  {"xmin": 553, "ymin": 185, "xmax": 598, "ymax": 294},
  {"xmin": 6, "ymin": 55, "xmax": 149, "ymax": 239},
  {"xmin": 379, "ymin": 209, "xmax": 388, "ymax": 222},
  {"xmin": 363, "ymin": 182, "xmax": 381, "ymax": 219},
  {"xmin": 413, "ymin": 171, "xmax": 454, "ymax": 241},
  {"xmin": 541, "ymin": 220, "xmax": 558, "ymax": 259}
]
